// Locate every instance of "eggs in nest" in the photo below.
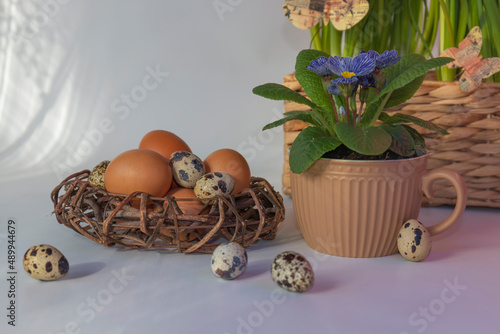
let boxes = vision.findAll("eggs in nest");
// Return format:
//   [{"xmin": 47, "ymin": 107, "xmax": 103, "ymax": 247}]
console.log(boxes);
[
  {"xmin": 105, "ymin": 149, "xmax": 173, "ymax": 198},
  {"xmin": 138, "ymin": 130, "xmax": 191, "ymax": 162},
  {"xmin": 99, "ymin": 130, "xmax": 251, "ymax": 204},
  {"xmin": 204, "ymin": 148, "xmax": 251, "ymax": 195}
]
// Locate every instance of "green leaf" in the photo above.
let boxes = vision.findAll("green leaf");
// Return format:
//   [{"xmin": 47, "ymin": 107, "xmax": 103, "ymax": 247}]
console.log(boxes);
[
  {"xmin": 383, "ymin": 54, "xmax": 424, "ymax": 83},
  {"xmin": 289, "ymin": 126, "xmax": 341, "ymax": 174},
  {"xmin": 311, "ymin": 106, "xmax": 337, "ymax": 134},
  {"xmin": 380, "ymin": 124, "xmax": 416, "ymax": 157},
  {"xmin": 360, "ymin": 55, "xmax": 453, "ymax": 127},
  {"xmin": 252, "ymin": 83, "xmax": 319, "ymax": 109},
  {"xmin": 383, "ymin": 113, "xmax": 448, "ymax": 135},
  {"xmin": 378, "ymin": 56, "xmax": 453, "ymax": 101},
  {"xmin": 262, "ymin": 110, "xmax": 321, "ymax": 130},
  {"xmin": 402, "ymin": 124, "xmax": 426, "ymax": 149},
  {"xmin": 384, "ymin": 75, "xmax": 426, "ymax": 109},
  {"xmin": 378, "ymin": 112, "xmax": 390, "ymax": 122},
  {"xmin": 253, "ymin": 82, "xmax": 335, "ymax": 132},
  {"xmin": 383, "ymin": 54, "xmax": 427, "ymax": 109},
  {"xmin": 295, "ymin": 49, "xmax": 335, "ymax": 114},
  {"xmin": 334, "ymin": 122, "xmax": 392, "ymax": 155},
  {"xmin": 358, "ymin": 92, "xmax": 392, "ymax": 128}
]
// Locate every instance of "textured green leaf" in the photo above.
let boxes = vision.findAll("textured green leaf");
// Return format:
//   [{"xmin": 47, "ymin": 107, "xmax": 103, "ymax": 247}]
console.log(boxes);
[
  {"xmin": 384, "ymin": 54, "xmax": 426, "ymax": 83},
  {"xmin": 378, "ymin": 112, "xmax": 390, "ymax": 122},
  {"xmin": 262, "ymin": 110, "xmax": 321, "ymax": 130},
  {"xmin": 358, "ymin": 92, "xmax": 392, "ymax": 128},
  {"xmin": 383, "ymin": 54, "xmax": 427, "ymax": 109},
  {"xmin": 289, "ymin": 126, "xmax": 341, "ymax": 174},
  {"xmin": 334, "ymin": 122, "xmax": 392, "ymax": 155},
  {"xmin": 378, "ymin": 56, "xmax": 453, "ymax": 97},
  {"xmin": 295, "ymin": 49, "xmax": 335, "ymax": 114},
  {"xmin": 383, "ymin": 113, "xmax": 448, "ymax": 135},
  {"xmin": 402, "ymin": 124, "xmax": 425, "ymax": 149},
  {"xmin": 253, "ymin": 82, "xmax": 335, "ymax": 131},
  {"xmin": 360, "ymin": 56, "xmax": 453, "ymax": 127},
  {"xmin": 380, "ymin": 124, "xmax": 416, "ymax": 157},
  {"xmin": 252, "ymin": 83, "xmax": 318, "ymax": 109},
  {"xmin": 384, "ymin": 75, "xmax": 426, "ymax": 109}
]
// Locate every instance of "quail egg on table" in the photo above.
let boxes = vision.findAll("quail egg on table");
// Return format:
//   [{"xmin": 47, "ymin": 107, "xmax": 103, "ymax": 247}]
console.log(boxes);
[
  {"xmin": 211, "ymin": 242, "xmax": 248, "ymax": 280},
  {"xmin": 169, "ymin": 151, "xmax": 205, "ymax": 188},
  {"xmin": 194, "ymin": 172, "xmax": 234, "ymax": 199},
  {"xmin": 88, "ymin": 160, "xmax": 110, "ymax": 189},
  {"xmin": 271, "ymin": 251, "xmax": 314, "ymax": 293},
  {"xmin": 397, "ymin": 219, "xmax": 432, "ymax": 262},
  {"xmin": 23, "ymin": 244, "xmax": 69, "ymax": 281}
]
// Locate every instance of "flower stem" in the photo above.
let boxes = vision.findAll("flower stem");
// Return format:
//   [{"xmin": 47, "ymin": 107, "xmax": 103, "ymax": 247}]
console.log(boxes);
[
  {"xmin": 349, "ymin": 96, "xmax": 357, "ymax": 127},
  {"xmin": 344, "ymin": 96, "xmax": 351, "ymax": 125},
  {"xmin": 329, "ymin": 93, "xmax": 339, "ymax": 123}
]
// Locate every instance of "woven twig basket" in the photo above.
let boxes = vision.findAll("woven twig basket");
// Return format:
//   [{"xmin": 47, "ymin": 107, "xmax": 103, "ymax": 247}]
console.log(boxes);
[
  {"xmin": 51, "ymin": 170, "xmax": 285, "ymax": 253},
  {"xmin": 282, "ymin": 72, "xmax": 500, "ymax": 208}
]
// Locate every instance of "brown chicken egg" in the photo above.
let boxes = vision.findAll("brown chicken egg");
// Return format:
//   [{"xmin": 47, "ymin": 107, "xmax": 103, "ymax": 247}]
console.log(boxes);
[
  {"xmin": 204, "ymin": 149, "xmax": 251, "ymax": 194},
  {"xmin": 139, "ymin": 130, "xmax": 191, "ymax": 162},
  {"xmin": 162, "ymin": 188, "xmax": 206, "ymax": 242},
  {"xmin": 165, "ymin": 187, "xmax": 206, "ymax": 215},
  {"xmin": 105, "ymin": 149, "xmax": 172, "ymax": 197}
]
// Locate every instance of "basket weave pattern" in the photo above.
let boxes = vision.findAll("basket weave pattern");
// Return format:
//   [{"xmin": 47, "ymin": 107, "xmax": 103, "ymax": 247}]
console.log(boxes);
[
  {"xmin": 51, "ymin": 170, "xmax": 285, "ymax": 253},
  {"xmin": 281, "ymin": 73, "xmax": 500, "ymax": 208}
]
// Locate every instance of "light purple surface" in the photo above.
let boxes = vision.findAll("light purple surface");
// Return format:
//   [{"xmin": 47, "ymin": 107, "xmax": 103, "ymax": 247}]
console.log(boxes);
[{"xmin": 0, "ymin": 1, "xmax": 499, "ymax": 333}]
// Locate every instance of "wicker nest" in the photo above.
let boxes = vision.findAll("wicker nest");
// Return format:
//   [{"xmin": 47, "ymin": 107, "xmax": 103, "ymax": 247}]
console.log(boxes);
[{"xmin": 51, "ymin": 170, "xmax": 285, "ymax": 253}]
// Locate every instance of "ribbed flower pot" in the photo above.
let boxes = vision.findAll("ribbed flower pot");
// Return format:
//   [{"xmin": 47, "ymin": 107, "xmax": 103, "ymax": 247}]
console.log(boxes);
[{"xmin": 290, "ymin": 154, "xmax": 467, "ymax": 258}]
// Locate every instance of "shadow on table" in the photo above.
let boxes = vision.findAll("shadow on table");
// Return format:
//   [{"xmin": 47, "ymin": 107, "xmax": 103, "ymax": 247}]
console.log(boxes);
[
  {"xmin": 63, "ymin": 261, "xmax": 107, "ymax": 280},
  {"xmin": 240, "ymin": 259, "xmax": 271, "ymax": 280}
]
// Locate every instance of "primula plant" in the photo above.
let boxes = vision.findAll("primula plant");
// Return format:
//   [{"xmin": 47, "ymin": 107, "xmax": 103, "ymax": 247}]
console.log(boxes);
[{"xmin": 253, "ymin": 49, "xmax": 453, "ymax": 174}]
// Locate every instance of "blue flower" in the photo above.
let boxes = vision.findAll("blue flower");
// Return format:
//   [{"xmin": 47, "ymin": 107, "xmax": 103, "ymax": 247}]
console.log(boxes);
[
  {"xmin": 328, "ymin": 77, "xmax": 359, "ymax": 96},
  {"xmin": 376, "ymin": 50, "xmax": 401, "ymax": 69},
  {"xmin": 358, "ymin": 73, "xmax": 376, "ymax": 88},
  {"xmin": 327, "ymin": 80, "xmax": 341, "ymax": 95},
  {"xmin": 338, "ymin": 105, "xmax": 347, "ymax": 122},
  {"xmin": 361, "ymin": 50, "xmax": 401, "ymax": 70},
  {"xmin": 306, "ymin": 56, "xmax": 335, "ymax": 77},
  {"xmin": 328, "ymin": 53, "xmax": 376, "ymax": 83}
]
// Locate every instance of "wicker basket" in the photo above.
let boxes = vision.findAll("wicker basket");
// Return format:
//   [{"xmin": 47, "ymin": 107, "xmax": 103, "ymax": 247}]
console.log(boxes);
[
  {"xmin": 281, "ymin": 72, "xmax": 500, "ymax": 208},
  {"xmin": 51, "ymin": 170, "xmax": 285, "ymax": 253}
]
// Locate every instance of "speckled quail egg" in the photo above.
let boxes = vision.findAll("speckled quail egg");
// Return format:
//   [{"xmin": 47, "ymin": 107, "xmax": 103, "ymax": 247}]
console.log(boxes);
[
  {"xmin": 211, "ymin": 242, "xmax": 247, "ymax": 280},
  {"xmin": 397, "ymin": 219, "xmax": 432, "ymax": 262},
  {"xmin": 88, "ymin": 160, "xmax": 110, "ymax": 189},
  {"xmin": 271, "ymin": 251, "xmax": 314, "ymax": 293},
  {"xmin": 23, "ymin": 244, "xmax": 69, "ymax": 281},
  {"xmin": 169, "ymin": 151, "xmax": 205, "ymax": 188},
  {"xmin": 194, "ymin": 172, "xmax": 234, "ymax": 199}
]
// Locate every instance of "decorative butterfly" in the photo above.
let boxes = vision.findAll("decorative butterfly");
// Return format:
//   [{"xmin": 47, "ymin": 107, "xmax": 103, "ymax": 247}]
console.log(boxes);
[
  {"xmin": 440, "ymin": 26, "xmax": 500, "ymax": 92},
  {"xmin": 283, "ymin": 0, "xmax": 369, "ymax": 31}
]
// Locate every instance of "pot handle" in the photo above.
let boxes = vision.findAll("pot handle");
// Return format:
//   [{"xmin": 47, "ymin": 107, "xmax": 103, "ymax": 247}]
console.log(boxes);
[{"xmin": 421, "ymin": 168, "xmax": 467, "ymax": 236}]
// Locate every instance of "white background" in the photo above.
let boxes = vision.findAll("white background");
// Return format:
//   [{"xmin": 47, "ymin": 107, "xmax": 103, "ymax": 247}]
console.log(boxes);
[
  {"xmin": 0, "ymin": 0, "xmax": 307, "ymax": 186},
  {"xmin": 1, "ymin": 1, "xmax": 499, "ymax": 334}
]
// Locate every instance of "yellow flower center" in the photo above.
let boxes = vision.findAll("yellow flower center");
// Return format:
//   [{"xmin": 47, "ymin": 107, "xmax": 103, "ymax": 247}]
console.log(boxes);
[{"xmin": 341, "ymin": 71, "xmax": 356, "ymax": 79}]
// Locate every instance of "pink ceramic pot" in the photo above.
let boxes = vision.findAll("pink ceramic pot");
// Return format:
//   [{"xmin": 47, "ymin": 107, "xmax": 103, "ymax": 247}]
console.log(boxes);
[{"xmin": 291, "ymin": 154, "xmax": 467, "ymax": 258}]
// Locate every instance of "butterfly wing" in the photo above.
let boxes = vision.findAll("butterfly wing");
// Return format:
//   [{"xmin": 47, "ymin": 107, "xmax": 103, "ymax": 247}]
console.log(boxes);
[
  {"xmin": 458, "ymin": 57, "xmax": 500, "ymax": 92},
  {"xmin": 477, "ymin": 57, "xmax": 500, "ymax": 79},
  {"xmin": 441, "ymin": 47, "xmax": 462, "ymax": 69},
  {"xmin": 326, "ymin": 0, "xmax": 369, "ymax": 31},
  {"xmin": 440, "ymin": 26, "xmax": 483, "ymax": 69},
  {"xmin": 283, "ymin": 0, "xmax": 325, "ymax": 30}
]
